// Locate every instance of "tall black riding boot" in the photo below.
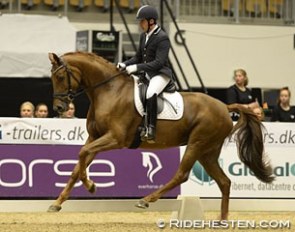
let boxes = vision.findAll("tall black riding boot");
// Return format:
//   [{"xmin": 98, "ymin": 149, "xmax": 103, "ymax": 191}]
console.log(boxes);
[{"xmin": 146, "ymin": 94, "xmax": 158, "ymax": 143}]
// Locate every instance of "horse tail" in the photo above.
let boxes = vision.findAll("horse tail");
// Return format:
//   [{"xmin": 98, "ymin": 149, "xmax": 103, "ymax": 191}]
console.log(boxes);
[{"xmin": 227, "ymin": 104, "xmax": 275, "ymax": 183}]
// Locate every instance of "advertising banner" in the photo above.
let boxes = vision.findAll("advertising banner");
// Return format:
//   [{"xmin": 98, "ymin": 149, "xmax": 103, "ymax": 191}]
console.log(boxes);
[
  {"xmin": 0, "ymin": 118, "xmax": 87, "ymax": 145},
  {"xmin": 0, "ymin": 118, "xmax": 180, "ymax": 198},
  {"xmin": 0, "ymin": 145, "xmax": 180, "ymax": 198},
  {"xmin": 181, "ymin": 122, "xmax": 295, "ymax": 199},
  {"xmin": 1, "ymin": 119, "xmax": 295, "ymax": 199}
]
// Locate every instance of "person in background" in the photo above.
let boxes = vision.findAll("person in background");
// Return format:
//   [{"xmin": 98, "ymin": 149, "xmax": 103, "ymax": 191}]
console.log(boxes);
[
  {"xmin": 227, "ymin": 68, "xmax": 259, "ymax": 120},
  {"xmin": 271, "ymin": 87, "xmax": 295, "ymax": 122},
  {"xmin": 253, "ymin": 107, "xmax": 265, "ymax": 121},
  {"xmin": 20, "ymin": 101, "xmax": 35, "ymax": 118},
  {"xmin": 34, "ymin": 103, "xmax": 49, "ymax": 118},
  {"xmin": 60, "ymin": 102, "xmax": 77, "ymax": 119}
]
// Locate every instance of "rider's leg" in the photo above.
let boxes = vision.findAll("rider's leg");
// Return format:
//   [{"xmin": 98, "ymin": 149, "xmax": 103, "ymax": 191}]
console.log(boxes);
[
  {"xmin": 145, "ymin": 94, "xmax": 157, "ymax": 143},
  {"xmin": 144, "ymin": 75, "xmax": 170, "ymax": 143}
]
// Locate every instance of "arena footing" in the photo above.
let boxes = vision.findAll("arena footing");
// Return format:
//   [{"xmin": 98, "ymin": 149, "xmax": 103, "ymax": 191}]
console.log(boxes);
[{"xmin": 0, "ymin": 198, "xmax": 294, "ymax": 213}]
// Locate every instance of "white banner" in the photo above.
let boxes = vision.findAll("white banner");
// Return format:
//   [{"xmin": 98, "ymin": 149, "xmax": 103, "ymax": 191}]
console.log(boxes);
[
  {"xmin": 0, "ymin": 118, "xmax": 87, "ymax": 145},
  {"xmin": 0, "ymin": 14, "xmax": 76, "ymax": 77},
  {"xmin": 181, "ymin": 122, "xmax": 295, "ymax": 199}
]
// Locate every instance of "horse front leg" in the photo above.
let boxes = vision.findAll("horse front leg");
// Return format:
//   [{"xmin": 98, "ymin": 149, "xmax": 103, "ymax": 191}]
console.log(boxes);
[
  {"xmin": 47, "ymin": 151, "xmax": 96, "ymax": 212},
  {"xmin": 78, "ymin": 132, "xmax": 120, "ymax": 192}
]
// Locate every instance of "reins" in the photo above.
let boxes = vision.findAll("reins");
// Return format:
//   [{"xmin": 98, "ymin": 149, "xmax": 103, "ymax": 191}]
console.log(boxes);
[{"xmin": 73, "ymin": 71, "xmax": 126, "ymax": 98}]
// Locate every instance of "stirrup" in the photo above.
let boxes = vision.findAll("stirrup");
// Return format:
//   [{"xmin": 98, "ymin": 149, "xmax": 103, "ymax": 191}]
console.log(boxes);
[
  {"xmin": 140, "ymin": 127, "xmax": 147, "ymax": 141},
  {"xmin": 146, "ymin": 127, "xmax": 156, "ymax": 144},
  {"xmin": 140, "ymin": 112, "xmax": 148, "ymax": 141}
]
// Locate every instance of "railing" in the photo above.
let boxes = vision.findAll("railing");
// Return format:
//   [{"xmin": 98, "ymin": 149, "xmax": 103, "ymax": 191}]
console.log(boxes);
[
  {"xmin": 173, "ymin": 0, "xmax": 295, "ymax": 24},
  {"xmin": 0, "ymin": 0, "xmax": 139, "ymax": 18},
  {"xmin": 1, "ymin": 0, "xmax": 294, "ymax": 25}
]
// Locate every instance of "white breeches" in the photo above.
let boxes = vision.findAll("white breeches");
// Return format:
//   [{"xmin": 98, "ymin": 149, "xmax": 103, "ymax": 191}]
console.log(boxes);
[{"xmin": 146, "ymin": 75, "xmax": 170, "ymax": 99}]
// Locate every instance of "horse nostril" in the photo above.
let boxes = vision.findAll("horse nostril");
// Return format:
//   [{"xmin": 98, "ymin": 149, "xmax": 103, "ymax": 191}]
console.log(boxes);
[{"xmin": 53, "ymin": 105, "xmax": 64, "ymax": 112}]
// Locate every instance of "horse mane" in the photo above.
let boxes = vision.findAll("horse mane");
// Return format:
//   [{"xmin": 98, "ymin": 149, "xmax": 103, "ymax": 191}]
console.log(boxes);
[{"xmin": 62, "ymin": 51, "xmax": 115, "ymax": 68}]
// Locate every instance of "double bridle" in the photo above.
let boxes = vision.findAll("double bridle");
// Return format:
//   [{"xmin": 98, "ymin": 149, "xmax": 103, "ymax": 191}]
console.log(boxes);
[{"xmin": 51, "ymin": 59, "xmax": 124, "ymax": 101}]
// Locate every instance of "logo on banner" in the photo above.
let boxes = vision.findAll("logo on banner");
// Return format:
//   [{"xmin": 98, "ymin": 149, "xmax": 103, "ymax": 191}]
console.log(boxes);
[
  {"xmin": 190, "ymin": 159, "xmax": 223, "ymax": 185},
  {"xmin": 142, "ymin": 152, "xmax": 163, "ymax": 183}
]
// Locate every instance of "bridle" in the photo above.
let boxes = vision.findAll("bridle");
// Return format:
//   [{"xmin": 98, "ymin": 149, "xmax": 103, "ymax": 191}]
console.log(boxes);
[
  {"xmin": 51, "ymin": 59, "xmax": 125, "ymax": 102},
  {"xmin": 51, "ymin": 59, "xmax": 81, "ymax": 102}
]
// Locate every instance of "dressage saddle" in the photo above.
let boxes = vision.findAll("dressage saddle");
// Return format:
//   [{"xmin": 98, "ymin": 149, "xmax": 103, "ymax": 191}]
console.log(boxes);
[{"xmin": 137, "ymin": 74, "xmax": 176, "ymax": 114}]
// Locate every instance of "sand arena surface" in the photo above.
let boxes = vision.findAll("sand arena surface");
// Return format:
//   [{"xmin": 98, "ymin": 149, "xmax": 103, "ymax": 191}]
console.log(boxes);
[{"xmin": 0, "ymin": 211, "xmax": 294, "ymax": 232}]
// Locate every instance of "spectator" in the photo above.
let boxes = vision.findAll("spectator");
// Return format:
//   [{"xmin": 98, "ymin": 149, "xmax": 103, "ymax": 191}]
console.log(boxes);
[
  {"xmin": 226, "ymin": 68, "xmax": 258, "ymax": 120},
  {"xmin": 271, "ymin": 87, "xmax": 295, "ymax": 122},
  {"xmin": 253, "ymin": 107, "xmax": 265, "ymax": 121},
  {"xmin": 35, "ymin": 103, "xmax": 49, "ymax": 118},
  {"xmin": 60, "ymin": 102, "xmax": 77, "ymax": 119},
  {"xmin": 20, "ymin": 101, "xmax": 35, "ymax": 118}
]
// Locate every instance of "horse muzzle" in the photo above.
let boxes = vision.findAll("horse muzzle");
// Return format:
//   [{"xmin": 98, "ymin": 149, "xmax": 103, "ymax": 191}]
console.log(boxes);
[{"xmin": 53, "ymin": 100, "xmax": 68, "ymax": 114}]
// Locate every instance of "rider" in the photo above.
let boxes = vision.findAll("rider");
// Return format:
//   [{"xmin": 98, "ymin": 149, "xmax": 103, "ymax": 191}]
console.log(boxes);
[{"xmin": 117, "ymin": 5, "xmax": 173, "ymax": 143}]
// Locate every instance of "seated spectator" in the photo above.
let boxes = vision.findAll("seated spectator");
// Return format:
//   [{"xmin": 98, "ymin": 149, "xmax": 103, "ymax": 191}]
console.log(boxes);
[
  {"xmin": 59, "ymin": 102, "xmax": 77, "ymax": 119},
  {"xmin": 253, "ymin": 107, "xmax": 265, "ymax": 121},
  {"xmin": 35, "ymin": 103, "xmax": 49, "ymax": 118},
  {"xmin": 227, "ymin": 68, "xmax": 258, "ymax": 120},
  {"xmin": 271, "ymin": 87, "xmax": 295, "ymax": 122},
  {"xmin": 20, "ymin": 101, "xmax": 35, "ymax": 118}
]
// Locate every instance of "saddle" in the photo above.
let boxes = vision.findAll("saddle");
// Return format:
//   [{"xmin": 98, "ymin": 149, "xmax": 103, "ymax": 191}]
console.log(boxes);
[
  {"xmin": 130, "ymin": 75, "xmax": 183, "ymax": 149},
  {"xmin": 137, "ymin": 75, "xmax": 176, "ymax": 114}
]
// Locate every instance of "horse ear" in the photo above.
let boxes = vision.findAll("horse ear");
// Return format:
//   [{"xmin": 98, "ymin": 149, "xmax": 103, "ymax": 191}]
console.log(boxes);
[{"xmin": 48, "ymin": 53, "xmax": 61, "ymax": 65}]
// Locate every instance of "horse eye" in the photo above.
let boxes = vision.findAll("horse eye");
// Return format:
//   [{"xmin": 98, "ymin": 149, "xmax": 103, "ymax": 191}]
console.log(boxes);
[{"xmin": 56, "ymin": 75, "xmax": 64, "ymax": 81}]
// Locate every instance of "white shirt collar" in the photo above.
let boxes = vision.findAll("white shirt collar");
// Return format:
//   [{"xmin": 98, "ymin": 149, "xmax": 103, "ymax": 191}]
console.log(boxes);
[{"xmin": 145, "ymin": 24, "xmax": 159, "ymax": 43}]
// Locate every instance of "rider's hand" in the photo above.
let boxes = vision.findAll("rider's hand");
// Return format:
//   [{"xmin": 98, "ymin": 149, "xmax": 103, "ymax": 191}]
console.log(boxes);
[
  {"xmin": 116, "ymin": 62, "xmax": 126, "ymax": 71},
  {"xmin": 126, "ymin": 65, "xmax": 137, "ymax": 75}
]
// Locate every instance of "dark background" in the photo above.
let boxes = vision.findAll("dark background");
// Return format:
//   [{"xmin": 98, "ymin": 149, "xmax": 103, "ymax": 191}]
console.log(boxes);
[
  {"xmin": 0, "ymin": 78, "xmax": 89, "ymax": 118},
  {"xmin": 0, "ymin": 77, "xmax": 265, "ymax": 118}
]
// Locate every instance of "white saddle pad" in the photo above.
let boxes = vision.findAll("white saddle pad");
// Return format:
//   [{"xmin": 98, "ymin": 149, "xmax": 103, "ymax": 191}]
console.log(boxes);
[{"xmin": 133, "ymin": 75, "xmax": 184, "ymax": 120}]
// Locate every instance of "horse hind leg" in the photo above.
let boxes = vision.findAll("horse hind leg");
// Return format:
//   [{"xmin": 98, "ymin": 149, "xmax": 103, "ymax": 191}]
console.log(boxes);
[
  {"xmin": 198, "ymin": 150, "xmax": 231, "ymax": 221},
  {"xmin": 136, "ymin": 145, "xmax": 199, "ymax": 209}
]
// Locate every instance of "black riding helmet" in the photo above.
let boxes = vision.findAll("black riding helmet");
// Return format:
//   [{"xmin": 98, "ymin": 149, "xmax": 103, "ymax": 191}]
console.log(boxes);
[
  {"xmin": 136, "ymin": 5, "xmax": 158, "ymax": 32},
  {"xmin": 136, "ymin": 5, "xmax": 158, "ymax": 33},
  {"xmin": 136, "ymin": 5, "xmax": 158, "ymax": 21}
]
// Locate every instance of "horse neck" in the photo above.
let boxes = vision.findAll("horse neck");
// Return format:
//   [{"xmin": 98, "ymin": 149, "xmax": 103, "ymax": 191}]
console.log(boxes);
[{"xmin": 78, "ymin": 60, "xmax": 133, "ymax": 102}]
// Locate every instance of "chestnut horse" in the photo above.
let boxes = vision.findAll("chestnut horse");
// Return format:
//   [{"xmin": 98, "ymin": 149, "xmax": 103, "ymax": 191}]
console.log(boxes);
[{"xmin": 48, "ymin": 52, "xmax": 274, "ymax": 219}]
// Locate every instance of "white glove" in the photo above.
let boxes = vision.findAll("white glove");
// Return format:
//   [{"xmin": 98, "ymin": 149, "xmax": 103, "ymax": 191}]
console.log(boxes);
[
  {"xmin": 116, "ymin": 62, "xmax": 126, "ymax": 71},
  {"xmin": 126, "ymin": 65, "xmax": 137, "ymax": 75}
]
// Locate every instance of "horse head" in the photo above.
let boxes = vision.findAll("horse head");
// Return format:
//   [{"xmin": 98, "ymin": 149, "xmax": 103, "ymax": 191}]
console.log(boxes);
[{"xmin": 48, "ymin": 53, "xmax": 82, "ymax": 114}]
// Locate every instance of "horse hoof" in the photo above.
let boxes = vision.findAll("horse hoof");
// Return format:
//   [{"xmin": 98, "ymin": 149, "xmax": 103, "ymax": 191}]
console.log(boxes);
[
  {"xmin": 135, "ymin": 199, "xmax": 149, "ymax": 209},
  {"xmin": 88, "ymin": 182, "xmax": 96, "ymax": 194},
  {"xmin": 47, "ymin": 205, "xmax": 62, "ymax": 212}
]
